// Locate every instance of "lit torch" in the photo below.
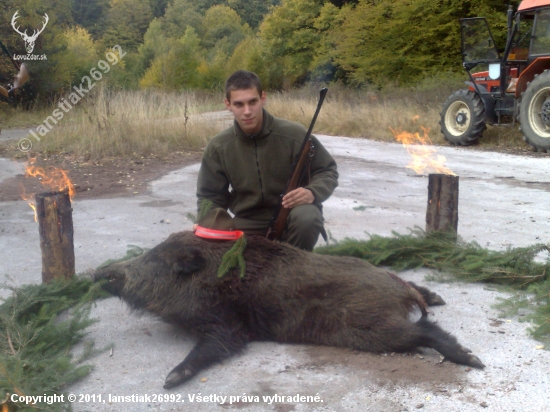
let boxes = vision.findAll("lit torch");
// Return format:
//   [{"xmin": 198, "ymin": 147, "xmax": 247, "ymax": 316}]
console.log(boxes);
[
  {"xmin": 390, "ymin": 119, "xmax": 455, "ymax": 176},
  {"xmin": 21, "ymin": 158, "xmax": 75, "ymax": 221},
  {"xmin": 391, "ymin": 119, "xmax": 459, "ymax": 236},
  {"xmin": 20, "ymin": 158, "xmax": 76, "ymax": 283}
]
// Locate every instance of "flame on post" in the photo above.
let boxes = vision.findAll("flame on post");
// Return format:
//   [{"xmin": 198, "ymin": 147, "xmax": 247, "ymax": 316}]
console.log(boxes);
[
  {"xmin": 20, "ymin": 184, "xmax": 38, "ymax": 221},
  {"xmin": 20, "ymin": 158, "xmax": 75, "ymax": 220},
  {"xmin": 391, "ymin": 120, "xmax": 455, "ymax": 176}
]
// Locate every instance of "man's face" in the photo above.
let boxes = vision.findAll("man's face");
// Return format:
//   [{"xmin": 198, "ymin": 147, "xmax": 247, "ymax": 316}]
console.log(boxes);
[{"xmin": 225, "ymin": 88, "xmax": 266, "ymax": 135}]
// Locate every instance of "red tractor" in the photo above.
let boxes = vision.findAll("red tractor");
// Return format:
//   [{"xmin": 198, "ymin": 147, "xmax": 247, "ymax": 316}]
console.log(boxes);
[{"xmin": 440, "ymin": 0, "xmax": 550, "ymax": 151}]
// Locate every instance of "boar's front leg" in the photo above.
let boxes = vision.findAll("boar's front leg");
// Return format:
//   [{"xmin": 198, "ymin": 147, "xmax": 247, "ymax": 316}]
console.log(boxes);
[{"xmin": 163, "ymin": 322, "xmax": 250, "ymax": 389}]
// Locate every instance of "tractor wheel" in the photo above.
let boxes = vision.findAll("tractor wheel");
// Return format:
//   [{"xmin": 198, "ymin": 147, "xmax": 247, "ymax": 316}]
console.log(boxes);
[
  {"xmin": 519, "ymin": 70, "xmax": 550, "ymax": 152},
  {"xmin": 440, "ymin": 89, "xmax": 486, "ymax": 145}
]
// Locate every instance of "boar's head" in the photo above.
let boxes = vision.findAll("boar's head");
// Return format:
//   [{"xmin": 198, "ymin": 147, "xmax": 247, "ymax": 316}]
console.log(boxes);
[{"xmin": 93, "ymin": 237, "xmax": 207, "ymax": 310}]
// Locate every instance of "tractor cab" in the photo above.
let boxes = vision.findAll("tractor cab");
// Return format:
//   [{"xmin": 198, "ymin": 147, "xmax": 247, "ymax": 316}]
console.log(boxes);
[{"xmin": 440, "ymin": 0, "xmax": 550, "ymax": 152}]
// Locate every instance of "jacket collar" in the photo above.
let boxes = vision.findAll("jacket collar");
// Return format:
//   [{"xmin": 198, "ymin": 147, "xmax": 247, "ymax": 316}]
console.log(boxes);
[{"xmin": 233, "ymin": 109, "xmax": 273, "ymax": 141}]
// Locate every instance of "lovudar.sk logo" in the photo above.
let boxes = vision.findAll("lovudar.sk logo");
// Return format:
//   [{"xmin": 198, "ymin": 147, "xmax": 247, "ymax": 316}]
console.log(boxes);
[{"xmin": 11, "ymin": 10, "xmax": 48, "ymax": 61}]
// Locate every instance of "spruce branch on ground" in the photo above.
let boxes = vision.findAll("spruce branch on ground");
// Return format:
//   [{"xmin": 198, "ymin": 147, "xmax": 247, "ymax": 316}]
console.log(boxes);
[{"xmin": 0, "ymin": 277, "xmax": 109, "ymax": 411}]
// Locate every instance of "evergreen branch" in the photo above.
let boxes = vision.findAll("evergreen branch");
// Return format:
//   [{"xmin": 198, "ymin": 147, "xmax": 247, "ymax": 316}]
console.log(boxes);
[
  {"xmin": 0, "ymin": 277, "xmax": 109, "ymax": 411},
  {"xmin": 217, "ymin": 236, "xmax": 247, "ymax": 278},
  {"xmin": 6, "ymin": 331, "xmax": 15, "ymax": 355}
]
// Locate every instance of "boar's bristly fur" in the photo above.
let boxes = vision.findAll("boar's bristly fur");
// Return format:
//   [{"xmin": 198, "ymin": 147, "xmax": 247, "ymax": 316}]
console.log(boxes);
[{"xmin": 94, "ymin": 231, "xmax": 484, "ymax": 389}]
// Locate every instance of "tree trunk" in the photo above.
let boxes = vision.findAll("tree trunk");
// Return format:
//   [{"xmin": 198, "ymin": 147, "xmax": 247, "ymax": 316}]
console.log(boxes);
[
  {"xmin": 35, "ymin": 190, "xmax": 75, "ymax": 283},
  {"xmin": 426, "ymin": 174, "xmax": 459, "ymax": 236}
]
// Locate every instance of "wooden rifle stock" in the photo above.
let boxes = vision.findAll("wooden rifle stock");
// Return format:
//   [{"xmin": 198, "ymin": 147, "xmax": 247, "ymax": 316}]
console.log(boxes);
[{"xmin": 266, "ymin": 88, "xmax": 328, "ymax": 240}]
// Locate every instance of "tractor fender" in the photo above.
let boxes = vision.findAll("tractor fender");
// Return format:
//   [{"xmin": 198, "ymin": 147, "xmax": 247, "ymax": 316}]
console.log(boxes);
[
  {"xmin": 465, "ymin": 81, "xmax": 488, "ymax": 94},
  {"xmin": 515, "ymin": 57, "xmax": 550, "ymax": 98},
  {"xmin": 465, "ymin": 82, "xmax": 496, "ymax": 125}
]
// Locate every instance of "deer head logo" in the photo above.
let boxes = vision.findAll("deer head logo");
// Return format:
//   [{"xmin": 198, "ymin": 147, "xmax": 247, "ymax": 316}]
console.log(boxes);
[{"xmin": 11, "ymin": 11, "xmax": 49, "ymax": 54}]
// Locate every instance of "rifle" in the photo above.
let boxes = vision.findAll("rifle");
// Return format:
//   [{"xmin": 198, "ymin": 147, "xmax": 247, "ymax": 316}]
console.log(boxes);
[{"xmin": 266, "ymin": 87, "xmax": 328, "ymax": 241}]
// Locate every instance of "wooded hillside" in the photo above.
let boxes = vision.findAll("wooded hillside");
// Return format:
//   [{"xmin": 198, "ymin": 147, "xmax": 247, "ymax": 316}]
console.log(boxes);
[{"xmin": 0, "ymin": 0, "xmax": 521, "ymax": 102}]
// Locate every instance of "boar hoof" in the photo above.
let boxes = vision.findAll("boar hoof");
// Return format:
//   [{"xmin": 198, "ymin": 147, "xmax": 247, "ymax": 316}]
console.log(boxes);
[
  {"xmin": 163, "ymin": 369, "xmax": 193, "ymax": 389},
  {"xmin": 408, "ymin": 282, "xmax": 446, "ymax": 306},
  {"xmin": 466, "ymin": 354, "xmax": 485, "ymax": 369}
]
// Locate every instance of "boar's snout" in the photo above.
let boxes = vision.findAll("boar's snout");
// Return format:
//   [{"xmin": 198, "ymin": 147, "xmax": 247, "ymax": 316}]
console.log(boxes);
[{"xmin": 93, "ymin": 264, "xmax": 126, "ymax": 296}]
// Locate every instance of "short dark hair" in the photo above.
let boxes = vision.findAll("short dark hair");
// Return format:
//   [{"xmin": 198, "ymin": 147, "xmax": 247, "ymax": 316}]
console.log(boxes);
[{"xmin": 225, "ymin": 70, "xmax": 263, "ymax": 101}]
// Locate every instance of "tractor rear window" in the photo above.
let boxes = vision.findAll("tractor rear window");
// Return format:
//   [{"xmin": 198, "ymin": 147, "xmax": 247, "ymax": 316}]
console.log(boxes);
[
  {"xmin": 532, "ymin": 8, "xmax": 550, "ymax": 55},
  {"xmin": 461, "ymin": 18, "xmax": 500, "ymax": 63}
]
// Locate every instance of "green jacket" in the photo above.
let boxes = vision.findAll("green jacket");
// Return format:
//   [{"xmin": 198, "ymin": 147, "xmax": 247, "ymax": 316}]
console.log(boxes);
[{"xmin": 197, "ymin": 110, "xmax": 338, "ymax": 227}]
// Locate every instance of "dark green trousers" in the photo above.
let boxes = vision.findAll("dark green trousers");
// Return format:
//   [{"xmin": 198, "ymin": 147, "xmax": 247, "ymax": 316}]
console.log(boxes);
[
  {"xmin": 231, "ymin": 205, "xmax": 324, "ymax": 251},
  {"xmin": 280, "ymin": 204, "xmax": 324, "ymax": 251}
]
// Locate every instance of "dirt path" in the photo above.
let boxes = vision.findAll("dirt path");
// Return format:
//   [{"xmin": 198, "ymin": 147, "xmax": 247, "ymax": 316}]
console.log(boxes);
[{"xmin": 0, "ymin": 151, "xmax": 202, "ymax": 201}]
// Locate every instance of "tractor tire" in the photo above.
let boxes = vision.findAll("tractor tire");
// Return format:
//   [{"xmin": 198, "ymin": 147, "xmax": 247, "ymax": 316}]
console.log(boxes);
[
  {"xmin": 519, "ymin": 70, "xmax": 550, "ymax": 152},
  {"xmin": 440, "ymin": 89, "xmax": 486, "ymax": 145}
]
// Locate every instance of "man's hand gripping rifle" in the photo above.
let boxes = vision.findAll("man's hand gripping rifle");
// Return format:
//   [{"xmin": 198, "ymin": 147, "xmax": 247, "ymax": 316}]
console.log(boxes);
[{"xmin": 266, "ymin": 88, "xmax": 328, "ymax": 241}]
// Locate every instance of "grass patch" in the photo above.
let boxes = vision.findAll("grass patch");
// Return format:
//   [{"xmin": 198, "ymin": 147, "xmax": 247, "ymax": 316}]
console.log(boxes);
[
  {"xmin": 25, "ymin": 86, "xmax": 227, "ymax": 159},
  {"xmin": 316, "ymin": 228, "xmax": 550, "ymax": 346},
  {"xmin": 1, "ymin": 77, "xmax": 534, "ymax": 158},
  {"xmin": 267, "ymin": 78, "xmax": 527, "ymax": 151},
  {"xmin": 0, "ymin": 103, "xmax": 52, "ymax": 130},
  {"xmin": 0, "ymin": 277, "xmax": 108, "ymax": 411}
]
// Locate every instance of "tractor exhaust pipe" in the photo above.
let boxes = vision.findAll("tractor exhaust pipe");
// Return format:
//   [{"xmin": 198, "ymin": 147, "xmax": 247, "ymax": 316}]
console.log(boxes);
[{"xmin": 507, "ymin": 4, "xmax": 514, "ymax": 40}]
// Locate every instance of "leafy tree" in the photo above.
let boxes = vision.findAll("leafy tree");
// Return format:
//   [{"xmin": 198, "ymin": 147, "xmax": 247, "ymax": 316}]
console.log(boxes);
[
  {"xmin": 101, "ymin": 0, "xmax": 153, "ymax": 51},
  {"xmin": 193, "ymin": 0, "xmax": 280, "ymax": 28},
  {"xmin": 163, "ymin": 0, "xmax": 205, "ymax": 39},
  {"xmin": 223, "ymin": 0, "xmax": 280, "ymax": 29},
  {"xmin": 1, "ymin": 0, "xmax": 74, "ymax": 101},
  {"xmin": 71, "ymin": 0, "xmax": 110, "ymax": 39},
  {"xmin": 333, "ymin": 0, "xmax": 521, "ymax": 86},
  {"xmin": 202, "ymin": 5, "xmax": 251, "ymax": 54},
  {"xmin": 227, "ymin": 37, "xmax": 268, "ymax": 83},
  {"xmin": 197, "ymin": 48, "xmax": 228, "ymax": 90},
  {"xmin": 140, "ymin": 26, "xmax": 203, "ymax": 89},
  {"xmin": 149, "ymin": 0, "xmax": 169, "ymax": 18},
  {"xmin": 59, "ymin": 26, "xmax": 100, "ymax": 84},
  {"xmin": 136, "ymin": 18, "xmax": 171, "ymax": 77},
  {"xmin": 260, "ymin": 0, "xmax": 330, "ymax": 85}
]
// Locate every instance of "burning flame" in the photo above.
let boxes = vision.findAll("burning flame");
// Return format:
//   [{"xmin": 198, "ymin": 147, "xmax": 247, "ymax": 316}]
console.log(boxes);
[
  {"xmin": 21, "ymin": 158, "xmax": 75, "ymax": 221},
  {"xmin": 20, "ymin": 184, "xmax": 38, "ymax": 222},
  {"xmin": 391, "ymin": 118, "xmax": 455, "ymax": 176}
]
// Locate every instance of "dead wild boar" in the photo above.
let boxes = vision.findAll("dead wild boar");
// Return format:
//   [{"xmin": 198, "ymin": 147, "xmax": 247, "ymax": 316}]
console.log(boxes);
[{"xmin": 94, "ymin": 231, "xmax": 484, "ymax": 389}]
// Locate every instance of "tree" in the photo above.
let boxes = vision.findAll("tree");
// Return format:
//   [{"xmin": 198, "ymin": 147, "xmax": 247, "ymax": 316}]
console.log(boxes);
[
  {"xmin": 202, "ymin": 5, "xmax": 251, "ymax": 54},
  {"xmin": 101, "ymin": 0, "xmax": 153, "ymax": 51},
  {"xmin": 162, "ymin": 0, "xmax": 205, "ymax": 39},
  {"xmin": 139, "ymin": 27, "xmax": 203, "ymax": 89},
  {"xmin": 260, "ymin": 0, "xmax": 330, "ymax": 85},
  {"xmin": 1, "ymin": 0, "xmax": 75, "ymax": 101},
  {"xmin": 227, "ymin": 37, "xmax": 269, "ymax": 84},
  {"xmin": 71, "ymin": 0, "xmax": 110, "ymax": 39},
  {"xmin": 59, "ymin": 27, "xmax": 99, "ymax": 83},
  {"xmin": 333, "ymin": 0, "xmax": 522, "ymax": 86}
]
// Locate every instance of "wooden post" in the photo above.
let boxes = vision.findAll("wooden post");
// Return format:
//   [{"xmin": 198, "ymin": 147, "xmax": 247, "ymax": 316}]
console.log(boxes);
[
  {"xmin": 35, "ymin": 189, "xmax": 75, "ymax": 283},
  {"xmin": 426, "ymin": 174, "xmax": 459, "ymax": 235}
]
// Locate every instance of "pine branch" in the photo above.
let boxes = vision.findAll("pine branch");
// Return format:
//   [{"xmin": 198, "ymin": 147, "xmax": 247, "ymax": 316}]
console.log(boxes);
[
  {"xmin": 0, "ymin": 277, "xmax": 109, "ymax": 411},
  {"xmin": 217, "ymin": 236, "xmax": 247, "ymax": 278}
]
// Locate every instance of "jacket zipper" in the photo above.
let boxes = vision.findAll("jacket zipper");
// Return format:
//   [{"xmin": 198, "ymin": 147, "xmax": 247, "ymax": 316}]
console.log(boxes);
[{"xmin": 253, "ymin": 139, "xmax": 265, "ymax": 205}]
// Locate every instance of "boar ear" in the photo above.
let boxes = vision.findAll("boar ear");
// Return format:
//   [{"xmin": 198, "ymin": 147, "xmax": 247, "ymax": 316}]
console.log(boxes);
[{"xmin": 172, "ymin": 246, "xmax": 206, "ymax": 277}]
